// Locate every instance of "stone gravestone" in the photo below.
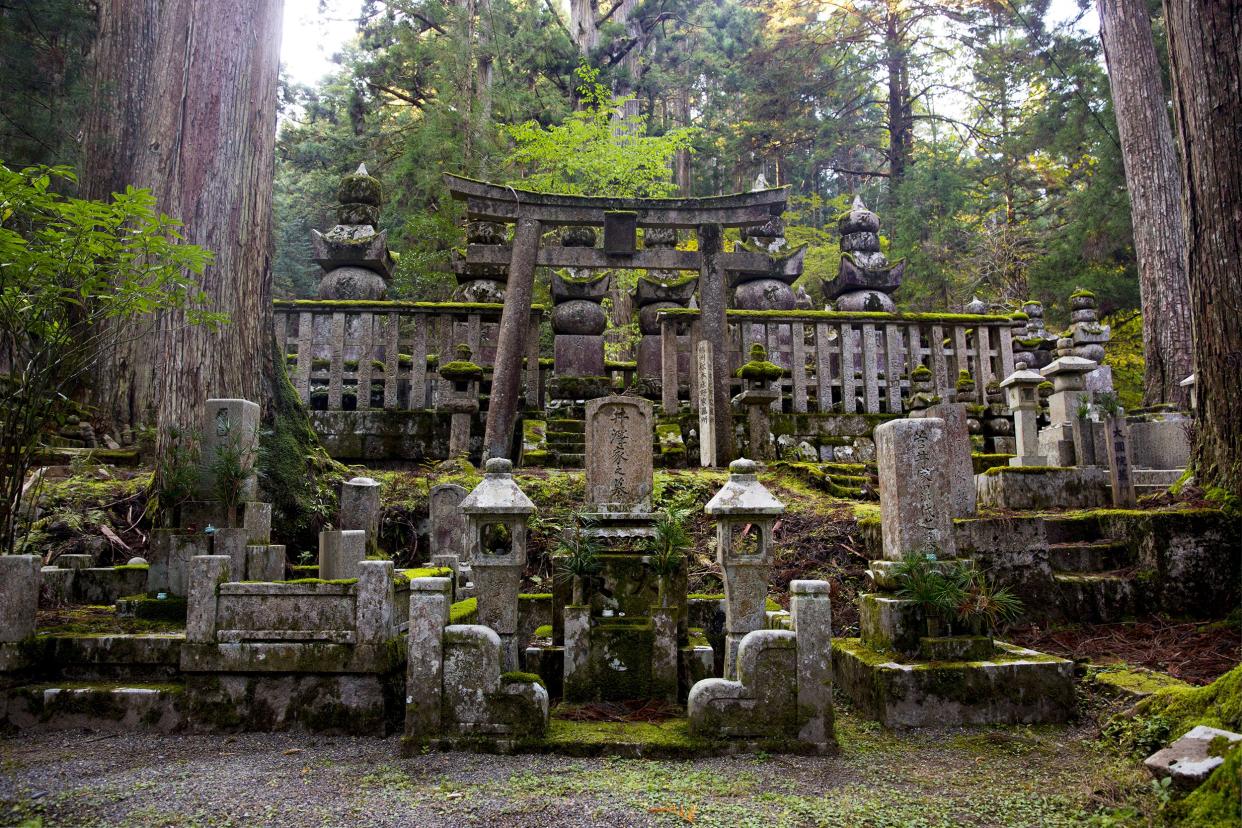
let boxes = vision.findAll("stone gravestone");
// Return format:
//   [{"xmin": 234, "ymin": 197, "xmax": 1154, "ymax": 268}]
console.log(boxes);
[
  {"xmin": 874, "ymin": 418, "xmax": 957, "ymax": 561},
  {"xmin": 429, "ymin": 483, "xmax": 469, "ymax": 567},
  {"xmin": 697, "ymin": 341, "xmax": 716, "ymax": 468},
  {"xmin": 923, "ymin": 402, "xmax": 976, "ymax": 518},
  {"xmin": 1105, "ymin": 414, "xmax": 1137, "ymax": 507},
  {"xmin": 196, "ymin": 398, "xmax": 260, "ymax": 502},
  {"xmin": 585, "ymin": 396, "xmax": 654, "ymax": 512}
]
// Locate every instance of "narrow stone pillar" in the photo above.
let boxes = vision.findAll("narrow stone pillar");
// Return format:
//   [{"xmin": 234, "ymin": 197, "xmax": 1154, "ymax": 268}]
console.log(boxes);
[
  {"xmin": 340, "ymin": 477, "xmax": 382, "ymax": 556},
  {"xmin": 563, "ymin": 605, "xmax": 591, "ymax": 701},
  {"xmin": 874, "ymin": 418, "xmax": 957, "ymax": 560},
  {"xmin": 319, "ymin": 529, "xmax": 367, "ymax": 580},
  {"xmin": 651, "ymin": 606, "xmax": 679, "ymax": 702},
  {"xmin": 405, "ymin": 576, "xmax": 452, "ymax": 750},
  {"xmin": 697, "ymin": 223, "xmax": 734, "ymax": 465},
  {"xmin": 0, "ymin": 555, "xmax": 40, "ymax": 642},
  {"xmin": 356, "ymin": 559, "xmax": 396, "ymax": 645},
  {"xmin": 186, "ymin": 555, "xmax": 232, "ymax": 643},
  {"xmin": 697, "ymin": 340, "xmax": 716, "ymax": 467},
  {"xmin": 1105, "ymin": 413, "xmax": 1137, "ymax": 507},
  {"xmin": 197, "ymin": 398, "xmax": 261, "ymax": 503},
  {"xmin": 484, "ymin": 217, "xmax": 541, "ymax": 460},
  {"xmin": 791, "ymin": 580, "xmax": 836, "ymax": 750}
]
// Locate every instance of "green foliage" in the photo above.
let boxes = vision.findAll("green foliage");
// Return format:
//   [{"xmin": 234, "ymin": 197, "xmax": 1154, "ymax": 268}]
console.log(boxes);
[
  {"xmin": 1103, "ymin": 313, "xmax": 1145, "ymax": 411},
  {"xmin": 503, "ymin": 64, "xmax": 697, "ymax": 198},
  {"xmin": 152, "ymin": 428, "xmax": 199, "ymax": 529},
  {"xmin": 894, "ymin": 552, "xmax": 1023, "ymax": 633},
  {"xmin": 553, "ymin": 511, "xmax": 601, "ymax": 603},
  {"xmin": 645, "ymin": 506, "xmax": 691, "ymax": 605},
  {"xmin": 0, "ymin": 162, "xmax": 216, "ymax": 554}
]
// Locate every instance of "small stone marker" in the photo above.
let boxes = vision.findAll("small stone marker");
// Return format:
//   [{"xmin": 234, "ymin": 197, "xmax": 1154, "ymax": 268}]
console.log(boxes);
[
  {"xmin": 319, "ymin": 529, "xmax": 368, "ymax": 580},
  {"xmin": 196, "ymin": 398, "xmax": 260, "ymax": 502},
  {"xmin": 697, "ymin": 341, "xmax": 716, "ymax": 467},
  {"xmin": 924, "ymin": 402, "xmax": 976, "ymax": 518},
  {"xmin": 1000, "ymin": 370, "xmax": 1047, "ymax": 467},
  {"xmin": 874, "ymin": 418, "xmax": 957, "ymax": 561},
  {"xmin": 585, "ymin": 395, "xmax": 654, "ymax": 512},
  {"xmin": 340, "ymin": 477, "xmax": 382, "ymax": 555},
  {"xmin": 429, "ymin": 483, "xmax": 468, "ymax": 563},
  {"xmin": 1144, "ymin": 725, "xmax": 1242, "ymax": 790},
  {"xmin": 1105, "ymin": 413, "xmax": 1137, "ymax": 507}
]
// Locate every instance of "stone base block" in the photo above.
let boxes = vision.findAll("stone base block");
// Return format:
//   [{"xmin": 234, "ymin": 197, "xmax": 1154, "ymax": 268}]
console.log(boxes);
[
  {"xmin": 976, "ymin": 466, "xmax": 1110, "ymax": 511},
  {"xmin": 30, "ymin": 634, "xmax": 183, "ymax": 683},
  {"xmin": 184, "ymin": 672, "xmax": 400, "ymax": 734},
  {"xmin": 832, "ymin": 638, "xmax": 1074, "ymax": 727},
  {"xmin": 148, "ymin": 530, "xmax": 211, "ymax": 595},
  {"xmin": 918, "ymin": 635, "xmax": 994, "ymax": 661},
  {"xmin": 3, "ymin": 682, "xmax": 185, "ymax": 732},
  {"xmin": 69, "ymin": 567, "xmax": 150, "ymax": 605},
  {"xmin": 858, "ymin": 593, "xmax": 923, "ymax": 657},
  {"xmin": 553, "ymin": 335, "xmax": 605, "ymax": 378},
  {"xmin": 564, "ymin": 617, "xmax": 655, "ymax": 703},
  {"xmin": 180, "ymin": 501, "xmax": 271, "ymax": 541}
]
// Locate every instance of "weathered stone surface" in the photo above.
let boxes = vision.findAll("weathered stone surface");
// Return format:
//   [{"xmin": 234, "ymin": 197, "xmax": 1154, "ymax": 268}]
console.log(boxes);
[
  {"xmin": 734, "ymin": 278, "xmax": 795, "ymax": 311},
  {"xmin": 1000, "ymin": 370, "xmax": 1046, "ymax": 466},
  {"xmin": 196, "ymin": 399, "xmax": 260, "ymax": 502},
  {"xmin": 405, "ymin": 576, "xmax": 452, "ymax": 746},
  {"xmin": 637, "ymin": 301, "xmax": 679, "ymax": 335},
  {"xmin": 688, "ymin": 629, "xmax": 798, "ymax": 739},
  {"xmin": 1040, "ymin": 357, "xmax": 1097, "ymax": 425},
  {"xmin": 834, "ymin": 289, "xmax": 897, "ymax": 313},
  {"xmin": 318, "ymin": 530, "xmax": 368, "ymax": 581},
  {"xmin": 147, "ymin": 530, "xmax": 210, "ymax": 595},
  {"xmin": 585, "ymin": 396, "xmax": 654, "ymax": 512},
  {"xmin": 1104, "ymin": 415, "xmax": 1137, "ymax": 507},
  {"xmin": 562, "ymin": 605, "xmax": 591, "ymax": 702},
  {"xmin": 651, "ymin": 607, "xmax": 679, "ymax": 702},
  {"xmin": 184, "ymin": 673, "xmax": 395, "ymax": 735},
  {"xmin": 186, "ymin": 556, "xmax": 232, "ymax": 643},
  {"xmin": 0, "ymin": 556, "xmax": 40, "ymax": 642},
  {"xmin": 1144, "ymin": 725, "xmax": 1242, "ymax": 790},
  {"xmin": 791, "ymin": 580, "xmax": 835, "ymax": 749},
  {"xmin": 698, "ymin": 341, "xmax": 716, "ymax": 467},
  {"xmin": 551, "ymin": 299, "xmax": 608, "ymax": 335},
  {"xmin": 442, "ymin": 624, "xmax": 548, "ymax": 737},
  {"xmin": 212, "ymin": 528, "xmax": 252, "ymax": 581},
  {"xmin": 4, "ymin": 684, "xmax": 185, "ymax": 733},
  {"xmin": 430, "ymin": 484, "xmax": 469, "ymax": 563},
  {"xmin": 355, "ymin": 560, "xmax": 396, "ymax": 645},
  {"xmin": 874, "ymin": 418, "xmax": 957, "ymax": 561},
  {"xmin": 858, "ymin": 593, "xmax": 924, "ymax": 656},
  {"xmin": 553, "ymin": 334, "xmax": 606, "ymax": 377},
  {"xmin": 550, "ymin": 271, "xmax": 609, "ymax": 303},
  {"xmin": 245, "ymin": 544, "xmax": 285, "ymax": 582},
  {"xmin": 1128, "ymin": 416, "xmax": 1191, "ymax": 470},
  {"xmin": 832, "ymin": 638, "xmax": 1075, "ymax": 727},
  {"xmin": 340, "ymin": 477, "xmax": 382, "ymax": 556},
  {"xmin": 317, "ymin": 265, "xmax": 387, "ymax": 300},
  {"xmin": 976, "ymin": 466, "xmax": 1110, "ymax": 510},
  {"xmin": 924, "ymin": 403, "xmax": 977, "ymax": 518}
]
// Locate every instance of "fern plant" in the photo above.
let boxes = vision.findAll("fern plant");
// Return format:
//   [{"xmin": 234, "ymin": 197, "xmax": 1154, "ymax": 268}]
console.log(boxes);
[
  {"xmin": 553, "ymin": 512, "xmax": 601, "ymax": 606},
  {"xmin": 894, "ymin": 549, "xmax": 966, "ymax": 636},
  {"xmin": 153, "ymin": 427, "xmax": 199, "ymax": 528},
  {"xmin": 952, "ymin": 564, "xmax": 1024, "ymax": 633},
  {"xmin": 645, "ymin": 506, "xmax": 691, "ymax": 608},
  {"xmin": 211, "ymin": 432, "xmax": 254, "ymax": 527}
]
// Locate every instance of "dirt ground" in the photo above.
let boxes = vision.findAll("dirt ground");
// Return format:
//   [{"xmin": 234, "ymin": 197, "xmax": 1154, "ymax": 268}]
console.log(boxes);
[{"xmin": 0, "ymin": 708, "xmax": 1154, "ymax": 828}]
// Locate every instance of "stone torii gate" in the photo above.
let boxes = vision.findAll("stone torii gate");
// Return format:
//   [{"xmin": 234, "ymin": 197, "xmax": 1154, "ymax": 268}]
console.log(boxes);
[{"xmin": 445, "ymin": 174, "xmax": 803, "ymax": 465}]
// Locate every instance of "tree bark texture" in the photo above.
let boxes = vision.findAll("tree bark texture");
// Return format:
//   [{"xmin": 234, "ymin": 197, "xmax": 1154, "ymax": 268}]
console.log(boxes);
[
  {"xmin": 1162, "ymin": 0, "xmax": 1242, "ymax": 497},
  {"xmin": 82, "ymin": 0, "xmax": 284, "ymax": 439},
  {"xmin": 1098, "ymin": 0, "xmax": 1194, "ymax": 407}
]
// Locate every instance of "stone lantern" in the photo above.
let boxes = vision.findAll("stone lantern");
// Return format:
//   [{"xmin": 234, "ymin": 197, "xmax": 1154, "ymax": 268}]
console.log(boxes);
[
  {"xmin": 733, "ymin": 343, "xmax": 784, "ymax": 461},
  {"xmin": 460, "ymin": 457, "xmax": 535, "ymax": 670},
  {"xmin": 438, "ymin": 344, "xmax": 484, "ymax": 458},
  {"xmin": 1000, "ymin": 370, "xmax": 1046, "ymax": 467},
  {"xmin": 705, "ymin": 458, "xmax": 785, "ymax": 679}
]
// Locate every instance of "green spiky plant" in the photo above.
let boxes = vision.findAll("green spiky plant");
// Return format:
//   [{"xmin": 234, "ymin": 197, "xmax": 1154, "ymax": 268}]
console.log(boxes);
[
  {"xmin": 152, "ymin": 427, "xmax": 199, "ymax": 528},
  {"xmin": 645, "ymin": 506, "xmax": 691, "ymax": 608},
  {"xmin": 894, "ymin": 549, "xmax": 965, "ymax": 636},
  {"xmin": 211, "ymin": 432, "xmax": 255, "ymax": 527},
  {"xmin": 952, "ymin": 564, "xmax": 1024, "ymax": 633},
  {"xmin": 554, "ymin": 511, "xmax": 601, "ymax": 606}
]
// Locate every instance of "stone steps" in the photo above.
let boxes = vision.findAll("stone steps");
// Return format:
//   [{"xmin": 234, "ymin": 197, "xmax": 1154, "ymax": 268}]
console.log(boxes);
[
  {"xmin": 31, "ymin": 633, "xmax": 185, "ymax": 683},
  {"xmin": 1048, "ymin": 540, "xmax": 1131, "ymax": 573},
  {"xmin": 555, "ymin": 452, "xmax": 585, "ymax": 468},
  {"xmin": 1043, "ymin": 515, "xmax": 1105, "ymax": 545},
  {"xmin": 1054, "ymin": 572, "xmax": 1140, "ymax": 624},
  {"xmin": 3, "ymin": 681, "xmax": 185, "ymax": 732}
]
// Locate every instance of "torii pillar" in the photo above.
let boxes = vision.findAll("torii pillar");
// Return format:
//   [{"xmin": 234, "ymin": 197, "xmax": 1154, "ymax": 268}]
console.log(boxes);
[
  {"xmin": 483, "ymin": 217, "xmax": 541, "ymax": 460},
  {"xmin": 698, "ymin": 223, "xmax": 735, "ymax": 464}
]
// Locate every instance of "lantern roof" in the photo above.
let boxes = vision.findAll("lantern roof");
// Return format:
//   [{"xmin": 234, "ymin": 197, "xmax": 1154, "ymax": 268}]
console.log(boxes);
[
  {"xmin": 461, "ymin": 458, "xmax": 535, "ymax": 515},
  {"xmin": 705, "ymin": 458, "xmax": 785, "ymax": 516},
  {"xmin": 999, "ymin": 369, "xmax": 1044, "ymax": 388}
]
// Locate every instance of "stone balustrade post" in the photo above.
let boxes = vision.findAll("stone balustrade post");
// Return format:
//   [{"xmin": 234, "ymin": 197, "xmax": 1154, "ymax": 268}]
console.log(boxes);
[{"xmin": 186, "ymin": 555, "xmax": 232, "ymax": 643}]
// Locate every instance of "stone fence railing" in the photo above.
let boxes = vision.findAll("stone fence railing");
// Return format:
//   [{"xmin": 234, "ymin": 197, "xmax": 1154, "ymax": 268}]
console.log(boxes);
[
  {"xmin": 656, "ymin": 309, "xmax": 1019, "ymax": 415},
  {"xmin": 274, "ymin": 300, "xmax": 547, "ymax": 412}
]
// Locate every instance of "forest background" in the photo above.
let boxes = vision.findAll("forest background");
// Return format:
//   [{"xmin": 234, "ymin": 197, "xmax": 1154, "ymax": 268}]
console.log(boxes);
[{"xmin": 0, "ymin": 0, "xmax": 1151, "ymax": 405}]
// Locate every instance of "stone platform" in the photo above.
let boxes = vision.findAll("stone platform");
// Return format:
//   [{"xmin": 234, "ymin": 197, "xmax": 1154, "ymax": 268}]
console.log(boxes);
[{"xmin": 832, "ymin": 638, "xmax": 1074, "ymax": 727}]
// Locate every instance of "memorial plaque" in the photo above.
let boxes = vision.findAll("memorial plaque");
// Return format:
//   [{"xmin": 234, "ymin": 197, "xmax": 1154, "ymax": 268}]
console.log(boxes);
[
  {"xmin": 585, "ymin": 395, "xmax": 654, "ymax": 512},
  {"xmin": 697, "ymin": 341, "xmax": 716, "ymax": 467},
  {"xmin": 1106, "ymin": 414, "xmax": 1136, "ymax": 507}
]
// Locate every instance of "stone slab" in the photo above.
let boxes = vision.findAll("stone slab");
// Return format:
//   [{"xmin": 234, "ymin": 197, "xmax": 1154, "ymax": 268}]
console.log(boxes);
[
  {"xmin": 874, "ymin": 418, "xmax": 957, "ymax": 560},
  {"xmin": 1144, "ymin": 725, "xmax": 1242, "ymax": 790},
  {"xmin": 584, "ymin": 396, "xmax": 654, "ymax": 513}
]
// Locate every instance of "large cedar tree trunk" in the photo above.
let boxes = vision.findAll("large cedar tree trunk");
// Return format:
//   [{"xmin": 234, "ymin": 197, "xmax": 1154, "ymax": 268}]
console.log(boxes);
[
  {"xmin": 1162, "ymin": 0, "xmax": 1242, "ymax": 497},
  {"xmin": 1098, "ymin": 0, "xmax": 1194, "ymax": 407},
  {"xmin": 81, "ymin": 0, "xmax": 284, "ymax": 440}
]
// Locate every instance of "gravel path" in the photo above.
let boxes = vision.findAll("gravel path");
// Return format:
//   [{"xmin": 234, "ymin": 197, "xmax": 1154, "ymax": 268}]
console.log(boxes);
[{"xmin": 0, "ymin": 712, "xmax": 1150, "ymax": 828}]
